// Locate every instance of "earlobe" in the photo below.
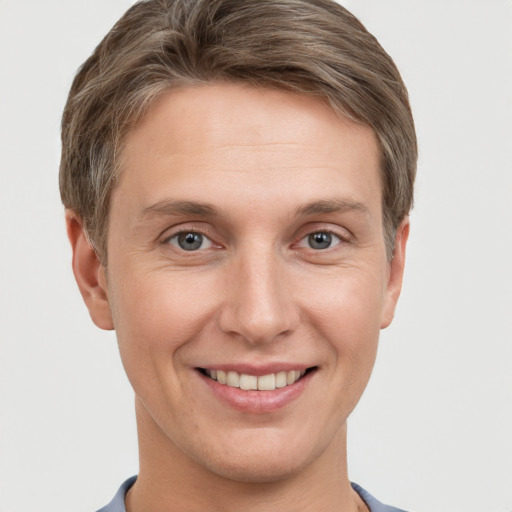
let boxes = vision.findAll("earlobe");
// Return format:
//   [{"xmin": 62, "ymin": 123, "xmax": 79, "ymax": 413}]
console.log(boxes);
[
  {"xmin": 380, "ymin": 218, "xmax": 409, "ymax": 329},
  {"xmin": 65, "ymin": 210, "xmax": 114, "ymax": 330}
]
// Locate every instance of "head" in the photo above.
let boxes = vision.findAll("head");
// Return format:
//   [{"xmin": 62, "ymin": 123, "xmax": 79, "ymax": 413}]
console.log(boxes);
[
  {"xmin": 60, "ymin": 0, "xmax": 416, "ymax": 264},
  {"xmin": 61, "ymin": 0, "xmax": 417, "ymax": 487}
]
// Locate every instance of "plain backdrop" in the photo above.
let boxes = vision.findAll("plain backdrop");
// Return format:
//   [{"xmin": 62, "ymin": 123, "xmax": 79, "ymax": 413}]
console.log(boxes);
[{"xmin": 1, "ymin": 1, "xmax": 511, "ymax": 511}]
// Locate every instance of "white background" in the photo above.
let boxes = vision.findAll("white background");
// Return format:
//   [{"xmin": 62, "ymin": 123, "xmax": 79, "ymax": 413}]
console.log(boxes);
[{"xmin": 0, "ymin": 1, "xmax": 511, "ymax": 511}]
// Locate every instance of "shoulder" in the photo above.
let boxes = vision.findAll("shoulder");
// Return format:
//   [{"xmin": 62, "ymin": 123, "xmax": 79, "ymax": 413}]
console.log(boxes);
[
  {"xmin": 351, "ymin": 482, "xmax": 410, "ymax": 512},
  {"xmin": 96, "ymin": 477, "xmax": 409, "ymax": 512},
  {"xmin": 95, "ymin": 476, "xmax": 136, "ymax": 512}
]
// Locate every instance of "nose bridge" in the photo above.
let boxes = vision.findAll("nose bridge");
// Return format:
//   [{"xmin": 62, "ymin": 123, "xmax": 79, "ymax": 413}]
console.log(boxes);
[{"xmin": 219, "ymin": 242, "xmax": 298, "ymax": 344}]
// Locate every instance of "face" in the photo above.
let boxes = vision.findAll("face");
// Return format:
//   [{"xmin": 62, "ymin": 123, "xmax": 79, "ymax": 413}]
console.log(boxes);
[{"xmin": 70, "ymin": 83, "xmax": 408, "ymax": 483}]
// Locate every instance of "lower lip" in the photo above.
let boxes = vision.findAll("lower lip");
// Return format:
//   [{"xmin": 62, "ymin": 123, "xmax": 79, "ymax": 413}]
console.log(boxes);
[{"xmin": 198, "ymin": 370, "xmax": 314, "ymax": 413}]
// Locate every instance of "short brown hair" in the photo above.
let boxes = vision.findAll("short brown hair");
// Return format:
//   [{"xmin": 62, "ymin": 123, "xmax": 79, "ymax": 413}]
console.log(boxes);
[{"xmin": 60, "ymin": 0, "xmax": 417, "ymax": 262}]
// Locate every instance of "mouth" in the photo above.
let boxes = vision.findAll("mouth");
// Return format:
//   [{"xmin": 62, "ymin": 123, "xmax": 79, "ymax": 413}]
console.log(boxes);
[{"xmin": 198, "ymin": 367, "xmax": 317, "ymax": 391}]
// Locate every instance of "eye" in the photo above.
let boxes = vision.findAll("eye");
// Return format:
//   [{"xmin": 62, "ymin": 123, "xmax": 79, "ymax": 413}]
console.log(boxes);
[
  {"xmin": 167, "ymin": 231, "xmax": 213, "ymax": 251},
  {"xmin": 299, "ymin": 231, "xmax": 342, "ymax": 250}
]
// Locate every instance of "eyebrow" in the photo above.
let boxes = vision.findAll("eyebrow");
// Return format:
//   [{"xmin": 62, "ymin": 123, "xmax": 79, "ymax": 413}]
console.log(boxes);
[
  {"xmin": 139, "ymin": 200, "xmax": 223, "ymax": 220},
  {"xmin": 296, "ymin": 199, "xmax": 370, "ymax": 217},
  {"xmin": 138, "ymin": 197, "xmax": 369, "ymax": 222}
]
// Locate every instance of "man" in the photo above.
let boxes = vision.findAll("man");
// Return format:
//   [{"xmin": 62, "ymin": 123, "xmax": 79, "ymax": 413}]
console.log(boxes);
[{"xmin": 60, "ymin": 1, "xmax": 416, "ymax": 511}]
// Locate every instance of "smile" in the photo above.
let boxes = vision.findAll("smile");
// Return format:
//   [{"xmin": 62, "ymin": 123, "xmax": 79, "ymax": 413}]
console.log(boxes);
[
  {"xmin": 200, "ymin": 368, "xmax": 313, "ymax": 391},
  {"xmin": 197, "ymin": 366, "xmax": 317, "ymax": 412}
]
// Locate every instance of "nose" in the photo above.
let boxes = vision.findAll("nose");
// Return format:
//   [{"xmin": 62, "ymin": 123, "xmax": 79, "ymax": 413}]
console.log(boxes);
[{"xmin": 218, "ymin": 248, "xmax": 300, "ymax": 345}]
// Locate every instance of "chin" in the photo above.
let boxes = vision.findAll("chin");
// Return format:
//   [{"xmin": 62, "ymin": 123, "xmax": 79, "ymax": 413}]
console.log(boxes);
[
  {"xmin": 202, "ymin": 454, "xmax": 308, "ymax": 484},
  {"xmin": 189, "ymin": 430, "xmax": 326, "ymax": 484}
]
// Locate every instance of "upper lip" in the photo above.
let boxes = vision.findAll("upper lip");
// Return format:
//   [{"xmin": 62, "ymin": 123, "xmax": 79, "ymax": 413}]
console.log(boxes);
[{"xmin": 196, "ymin": 363, "xmax": 315, "ymax": 376}]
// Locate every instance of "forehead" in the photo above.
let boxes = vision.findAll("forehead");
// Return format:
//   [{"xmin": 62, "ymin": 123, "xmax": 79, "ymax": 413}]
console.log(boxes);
[{"xmin": 115, "ymin": 83, "xmax": 381, "ymax": 219}]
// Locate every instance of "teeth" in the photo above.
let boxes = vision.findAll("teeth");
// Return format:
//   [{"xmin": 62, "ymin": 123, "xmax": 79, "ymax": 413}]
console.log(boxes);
[
  {"xmin": 286, "ymin": 370, "xmax": 297, "ymax": 385},
  {"xmin": 240, "ymin": 374, "xmax": 258, "ymax": 390},
  {"xmin": 205, "ymin": 368, "xmax": 307, "ymax": 390},
  {"xmin": 275, "ymin": 371, "xmax": 287, "ymax": 388},
  {"xmin": 258, "ymin": 374, "xmax": 275, "ymax": 391},
  {"xmin": 226, "ymin": 371, "xmax": 240, "ymax": 387}
]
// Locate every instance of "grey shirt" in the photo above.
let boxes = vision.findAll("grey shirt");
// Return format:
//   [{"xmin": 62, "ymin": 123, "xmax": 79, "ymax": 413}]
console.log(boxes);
[{"xmin": 96, "ymin": 476, "xmax": 408, "ymax": 512}]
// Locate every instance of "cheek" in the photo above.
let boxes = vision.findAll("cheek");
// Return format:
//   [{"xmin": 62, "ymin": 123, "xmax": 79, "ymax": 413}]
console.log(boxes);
[
  {"xmin": 111, "ymin": 269, "xmax": 215, "ymax": 340},
  {"xmin": 303, "ymin": 266, "xmax": 386, "ymax": 339},
  {"xmin": 107, "ymin": 268, "xmax": 220, "ymax": 390},
  {"xmin": 300, "ymin": 267, "xmax": 385, "ymax": 388}
]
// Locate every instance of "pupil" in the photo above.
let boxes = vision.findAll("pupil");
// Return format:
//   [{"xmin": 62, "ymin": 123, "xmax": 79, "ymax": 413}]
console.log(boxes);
[
  {"xmin": 309, "ymin": 232, "xmax": 331, "ymax": 249},
  {"xmin": 178, "ymin": 232, "xmax": 202, "ymax": 251}
]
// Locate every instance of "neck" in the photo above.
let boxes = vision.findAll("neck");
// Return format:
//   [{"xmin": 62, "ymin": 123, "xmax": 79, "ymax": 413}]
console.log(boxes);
[{"xmin": 126, "ymin": 397, "xmax": 367, "ymax": 512}]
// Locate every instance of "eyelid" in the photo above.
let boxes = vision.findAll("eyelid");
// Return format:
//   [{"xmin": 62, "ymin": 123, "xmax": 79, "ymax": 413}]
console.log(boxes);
[
  {"xmin": 294, "ymin": 223, "xmax": 353, "ymax": 244},
  {"xmin": 166, "ymin": 231, "xmax": 214, "ymax": 250},
  {"xmin": 295, "ymin": 231, "xmax": 343, "ymax": 249},
  {"xmin": 159, "ymin": 223, "xmax": 222, "ymax": 250}
]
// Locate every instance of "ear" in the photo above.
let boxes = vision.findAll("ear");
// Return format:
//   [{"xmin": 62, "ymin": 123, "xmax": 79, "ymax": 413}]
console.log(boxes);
[
  {"xmin": 380, "ymin": 218, "xmax": 409, "ymax": 329},
  {"xmin": 65, "ymin": 210, "xmax": 114, "ymax": 330}
]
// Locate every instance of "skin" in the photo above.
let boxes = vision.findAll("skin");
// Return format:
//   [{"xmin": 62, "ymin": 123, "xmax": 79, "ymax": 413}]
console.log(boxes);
[{"xmin": 67, "ymin": 83, "xmax": 408, "ymax": 512}]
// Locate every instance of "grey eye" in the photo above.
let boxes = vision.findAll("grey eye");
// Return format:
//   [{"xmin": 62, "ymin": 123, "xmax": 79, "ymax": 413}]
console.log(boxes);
[
  {"xmin": 308, "ymin": 232, "xmax": 333, "ymax": 249},
  {"xmin": 297, "ymin": 231, "xmax": 342, "ymax": 251},
  {"xmin": 178, "ymin": 232, "xmax": 203, "ymax": 250},
  {"xmin": 169, "ymin": 232, "xmax": 213, "ymax": 251}
]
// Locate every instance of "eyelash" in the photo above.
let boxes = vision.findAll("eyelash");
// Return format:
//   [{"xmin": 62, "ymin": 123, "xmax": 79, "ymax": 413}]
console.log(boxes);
[
  {"xmin": 162, "ymin": 227, "xmax": 350, "ymax": 254},
  {"xmin": 165, "ymin": 231, "xmax": 215, "ymax": 252},
  {"xmin": 296, "ymin": 231, "xmax": 344, "ymax": 251}
]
